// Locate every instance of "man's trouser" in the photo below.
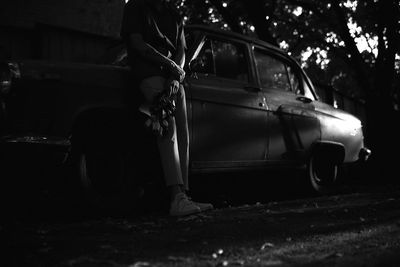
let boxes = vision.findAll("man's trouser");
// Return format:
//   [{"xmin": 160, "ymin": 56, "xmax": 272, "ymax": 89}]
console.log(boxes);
[{"xmin": 139, "ymin": 76, "xmax": 189, "ymax": 191}]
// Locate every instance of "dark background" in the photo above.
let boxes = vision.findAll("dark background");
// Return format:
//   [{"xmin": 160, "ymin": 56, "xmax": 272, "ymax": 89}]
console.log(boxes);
[{"xmin": 1, "ymin": 2, "xmax": 399, "ymax": 266}]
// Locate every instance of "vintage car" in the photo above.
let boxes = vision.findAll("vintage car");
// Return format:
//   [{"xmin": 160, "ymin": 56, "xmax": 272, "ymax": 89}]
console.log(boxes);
[{"xmin": 0, "ymin": 25, "xmax": 370, "ymax": 209}]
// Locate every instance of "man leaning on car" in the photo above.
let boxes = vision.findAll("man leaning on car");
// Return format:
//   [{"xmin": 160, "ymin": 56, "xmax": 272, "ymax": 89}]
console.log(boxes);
[{"xmin": 120, "ymin": 0, "xmax": 213, "ymax": 216}]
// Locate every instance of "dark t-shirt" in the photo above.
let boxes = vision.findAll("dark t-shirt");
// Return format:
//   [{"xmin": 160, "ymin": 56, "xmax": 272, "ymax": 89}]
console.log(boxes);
[{"xmin": 120, "ymin": 0, "xmax": 186, "ymax": 80}]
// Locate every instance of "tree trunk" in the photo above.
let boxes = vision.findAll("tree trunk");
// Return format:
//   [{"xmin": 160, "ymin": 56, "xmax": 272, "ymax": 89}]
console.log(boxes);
[{"xmin": 364, "ymin": 0, "xmax": 400, "ymax": 179}]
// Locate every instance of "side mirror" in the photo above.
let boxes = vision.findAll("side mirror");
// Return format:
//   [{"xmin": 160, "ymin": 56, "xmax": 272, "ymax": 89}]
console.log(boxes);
[
  {"xmin": 188, "ymin": 57, "xmax": 203, "ymax": 73},
  {"xmin": 187, "ymin": 58, "xmax": 204, "ymax": 79}
]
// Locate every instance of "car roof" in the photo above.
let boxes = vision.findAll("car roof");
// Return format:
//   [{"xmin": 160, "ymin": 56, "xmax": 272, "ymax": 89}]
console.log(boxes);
[{"xmin": 185, "ymin": 24, "xmax": 283, "ymax": 54}]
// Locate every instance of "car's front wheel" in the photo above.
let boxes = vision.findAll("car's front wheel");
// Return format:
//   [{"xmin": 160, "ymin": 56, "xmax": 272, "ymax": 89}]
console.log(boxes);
[{"xmin": 308, "ymin": 153, "xmax": 339, "ymax": 194}]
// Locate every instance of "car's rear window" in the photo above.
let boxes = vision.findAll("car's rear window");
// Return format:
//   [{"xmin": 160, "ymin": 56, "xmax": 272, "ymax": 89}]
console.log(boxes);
[{"xmin": 254, "ymin": 48, "xmax": 299, "ymax": 93}]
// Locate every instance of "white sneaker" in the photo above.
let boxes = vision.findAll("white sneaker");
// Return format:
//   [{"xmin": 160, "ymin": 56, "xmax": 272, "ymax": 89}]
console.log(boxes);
[
  {"xmin": 169, "ymin": 193, "xmax": 201, "ymax": 216},
  {"xmin": 189, "ymin": 198, "xmax": 214, "ymax": 212}
]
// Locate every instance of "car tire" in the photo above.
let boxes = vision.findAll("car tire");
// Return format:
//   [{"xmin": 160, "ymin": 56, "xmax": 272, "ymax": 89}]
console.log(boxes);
[
  {"xmin": 307, "ymin": 153, "xmax": 339, "ymax": 194},
  {"xmin": 69, "ymin": 110, "xmax": 166, "ymax": 214}
]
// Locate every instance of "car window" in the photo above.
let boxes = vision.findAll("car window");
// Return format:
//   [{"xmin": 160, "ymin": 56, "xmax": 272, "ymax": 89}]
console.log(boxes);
[
  {"xmin": 254, "ymin": 49, "xmax": 300, "ymax": 93},
  {"xmin": 194, "ymin": 37, "xmax": 249, "ymax": 82},
  {"xmin": 287, "ymin": 65, "xmax": 300, "ymax": 94}
]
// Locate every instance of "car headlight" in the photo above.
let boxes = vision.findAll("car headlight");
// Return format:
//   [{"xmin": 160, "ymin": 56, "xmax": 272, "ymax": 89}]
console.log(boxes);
[{"xmin": 0, "ymin": 62, "xmax": 20, "ymax": 95}]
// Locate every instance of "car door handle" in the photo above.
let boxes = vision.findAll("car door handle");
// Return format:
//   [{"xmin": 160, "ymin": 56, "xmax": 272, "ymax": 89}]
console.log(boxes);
[
  {"xmin": 259, "ymin": 97, "xmax": 267, "ymax": 108},
  {"xmin": 296, "ymin": 96, "xmax": 312, "ymax": 103}
]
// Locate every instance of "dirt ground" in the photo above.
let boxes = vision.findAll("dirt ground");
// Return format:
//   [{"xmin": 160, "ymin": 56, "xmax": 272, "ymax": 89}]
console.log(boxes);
[{"xmin": 2, "ymin": 174, "xmax": 400, "ymax": 267}]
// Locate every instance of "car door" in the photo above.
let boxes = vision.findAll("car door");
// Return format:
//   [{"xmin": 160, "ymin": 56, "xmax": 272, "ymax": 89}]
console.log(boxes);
[
  {"xmin": 186, "ymin": 35, "xmax": 269, "ymax": 171},
  {"xmin": 252, "ymin": 47, "xmax": 320, "ymax": 161}
]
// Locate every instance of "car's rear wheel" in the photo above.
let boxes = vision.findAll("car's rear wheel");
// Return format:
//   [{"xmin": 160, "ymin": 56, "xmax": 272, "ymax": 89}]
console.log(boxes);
[
  {"xmin": 72, "ymin": 139, "xmax": 143, "ymax": 214},
  {"xmin": 308, "ymin": 153, "xmax": 339, "ymax": 194},
  {"xmin": 69, "ymin": 110, "xmax": 166, "ymax": 214}
]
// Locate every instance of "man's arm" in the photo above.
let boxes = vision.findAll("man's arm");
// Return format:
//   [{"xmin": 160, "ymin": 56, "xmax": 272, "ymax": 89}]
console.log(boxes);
[
  {"xmin": 172, "ymin": 41, "xmax": 185, "ymax": 69},
  {"xmin": 128, "ymin": 33, "xmax": 185, "ymax": 81},
  {"xmin": 172, "ymin": 27, "xmax": 186, "ymax": 69},
  {"xmin": 167, "ymin": 27, "xmax": 186, "ymax": 95}
]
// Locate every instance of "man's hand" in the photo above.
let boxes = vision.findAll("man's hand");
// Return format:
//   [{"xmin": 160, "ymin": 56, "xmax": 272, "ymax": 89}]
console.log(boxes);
[
  {"xmin": 165, "ymin": 78, "xmax": 180, "ymax": 97},
  {"xmin": 168, "ymin": 61, "xmax": 185, "ymax": 82},
  {"xmin": 128, "ymin": 34, "xmax": 186, "ymax": 82}
]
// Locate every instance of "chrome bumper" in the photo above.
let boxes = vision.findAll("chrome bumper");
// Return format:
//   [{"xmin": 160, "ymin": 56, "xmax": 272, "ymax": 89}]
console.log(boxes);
[
  {"xmin": 358, "ymin": 147, "xmax": 371, "ymax": 162},
  {"xmin": 1, "ymin": 135, "xmax": 71, "ymax": 146}
]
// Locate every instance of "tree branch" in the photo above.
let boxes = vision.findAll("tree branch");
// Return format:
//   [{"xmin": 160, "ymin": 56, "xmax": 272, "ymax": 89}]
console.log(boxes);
[
  {"xmin": 330, "ymin": 1, "xmax": 372, "ymax": 92},
  {"xmin": 242, "ymin": 0, "xmax": 277, "ymax": 45}
]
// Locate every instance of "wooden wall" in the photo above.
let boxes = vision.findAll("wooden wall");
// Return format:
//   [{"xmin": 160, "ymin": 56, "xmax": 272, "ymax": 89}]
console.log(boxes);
[
  {"xmin": 0, "ymin": 0, "xmax": 125, "ymax": 38},
  {"xmin": 0, "ymin": 0, "xmax": 125, "ymax": 63}
]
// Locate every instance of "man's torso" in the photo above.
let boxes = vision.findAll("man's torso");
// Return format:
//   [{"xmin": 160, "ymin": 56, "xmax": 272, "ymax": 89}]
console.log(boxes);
[{"xmin": 121, "ymin": 1, "xmax": 182, "ymax": 80}]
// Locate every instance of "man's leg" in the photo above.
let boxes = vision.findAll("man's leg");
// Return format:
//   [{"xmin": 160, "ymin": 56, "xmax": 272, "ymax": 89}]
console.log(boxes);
[
  {"xmin": 174, "ymin": 85, "xmax": 213, "ymax": 212},
  {"xmin": 139, "ymin": 76, "xmax": 184, "ymax": 188},
  {"xmin": 157, "ymin": 118, "xmax": 202, "ymax": 216},
  {"xmin": 139, "ymin": 76, "xmax": 200, "ymax": 216},
  {"xmin": 156, "ymin": 116, "xmax": 184, "ymax": 189},
  {"xmin": 174, "ymin": 84, "xmax": 189, "ymax": 191}
]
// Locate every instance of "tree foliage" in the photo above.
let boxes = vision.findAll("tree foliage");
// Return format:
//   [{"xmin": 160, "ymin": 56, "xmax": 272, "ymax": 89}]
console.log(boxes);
[{"xmin": 173, "ymin": 0, "xmax": 399, "ymax": 103}]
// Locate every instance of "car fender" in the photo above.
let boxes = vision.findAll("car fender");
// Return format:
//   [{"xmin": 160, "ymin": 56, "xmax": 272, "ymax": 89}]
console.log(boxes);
[
  {"xmin": 308, "ymin": 141, "xmax": 345, "ymax": 164},
  {"xmin": 70, "ymin": 105, "xmax": 132, "ymax": 147}
]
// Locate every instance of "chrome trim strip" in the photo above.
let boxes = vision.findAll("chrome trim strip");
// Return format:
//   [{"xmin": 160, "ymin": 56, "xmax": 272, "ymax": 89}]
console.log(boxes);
[
  {"xmin": 191, "ymin": 159, "xmax": 304, "ymax": 170},
  {"xmin": 1, "ymin": 135, "xmax": 71, "ymax": 147}
]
